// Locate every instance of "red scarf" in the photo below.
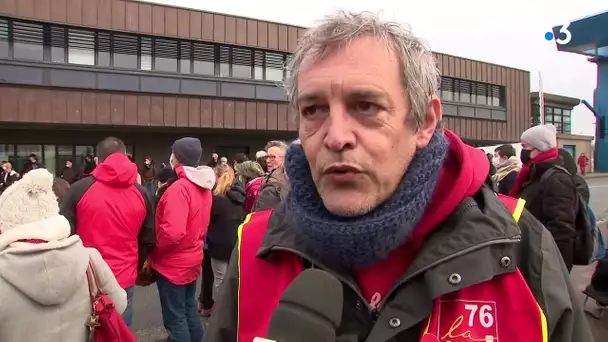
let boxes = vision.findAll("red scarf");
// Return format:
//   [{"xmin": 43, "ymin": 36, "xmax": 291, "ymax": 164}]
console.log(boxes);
[{"xmin": 508, "ymin": 148, "xmax": 559, "ymax": 197}]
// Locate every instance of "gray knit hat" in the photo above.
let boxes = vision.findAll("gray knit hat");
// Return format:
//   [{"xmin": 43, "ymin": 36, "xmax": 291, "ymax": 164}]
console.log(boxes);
[
  {"xmin": 172, "ymin": 137, "xmax": 202, "ymax": 167},
  {"xmin": 520, "ymin": 124, "xmax": 557, "ymax": 152}
]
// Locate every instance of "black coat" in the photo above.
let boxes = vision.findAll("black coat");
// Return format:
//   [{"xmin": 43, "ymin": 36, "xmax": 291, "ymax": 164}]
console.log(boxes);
[
  {"xmin": 497, "ymin": 170, "xmax": 518, "ymax": 195},
  {"xmin": 206, "ymin": 186, "xmax": 246, "ymax": 261},
  {"xmin": 515, "ymin": 158, "xmax": 578, "ymax": 270}
]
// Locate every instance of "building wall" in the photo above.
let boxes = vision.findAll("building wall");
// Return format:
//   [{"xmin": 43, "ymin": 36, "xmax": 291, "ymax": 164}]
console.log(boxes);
[
  {"xmin": 557, "ymin": 133, "xmax": 593, "ymax": 161},
  {"xmin": 0, "ymin": 0, "xmax": 531, "ymax": 143}
]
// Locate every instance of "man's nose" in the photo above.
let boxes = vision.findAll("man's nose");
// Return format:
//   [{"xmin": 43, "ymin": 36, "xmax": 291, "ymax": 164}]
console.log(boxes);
[{"xmin": 324, "ymin": 105, "xmax": 356, "ymax": 152}]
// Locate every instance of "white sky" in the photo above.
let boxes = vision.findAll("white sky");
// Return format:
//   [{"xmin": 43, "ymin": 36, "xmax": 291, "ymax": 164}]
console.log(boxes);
[{"xmin": 147, "ymin": 0, "xmax": 606, "ymax": 136}]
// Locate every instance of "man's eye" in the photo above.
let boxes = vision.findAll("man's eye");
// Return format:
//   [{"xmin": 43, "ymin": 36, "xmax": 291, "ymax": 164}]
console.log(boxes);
[
  {"xmin": 301, "ymin": 106, "xmax": 319, "ymax": 117},
  {"xmin": 352, "ymin": 102, "xmax": 380, "ymax": 115}
]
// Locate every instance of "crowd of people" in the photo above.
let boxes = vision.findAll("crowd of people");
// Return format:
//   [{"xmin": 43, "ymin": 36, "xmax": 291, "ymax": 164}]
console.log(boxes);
[{"xmin": 0, "ymin": 10, "xmax": 606, "ymax": 342}]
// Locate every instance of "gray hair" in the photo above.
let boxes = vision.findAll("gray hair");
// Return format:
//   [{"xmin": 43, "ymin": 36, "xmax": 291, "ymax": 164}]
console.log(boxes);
[
  {"xmin": 284, "ymin": 11, "xmax": 440, "ymax": 130},
  {"xmin": 265, "ymin": 140, "xmax": 288, "ymax": 153}
]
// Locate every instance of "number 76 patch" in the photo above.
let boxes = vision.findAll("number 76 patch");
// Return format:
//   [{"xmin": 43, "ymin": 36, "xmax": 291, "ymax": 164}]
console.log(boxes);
[{"xmin": 435, "ymin": 300, "xmax": 498, "ymax": 342}]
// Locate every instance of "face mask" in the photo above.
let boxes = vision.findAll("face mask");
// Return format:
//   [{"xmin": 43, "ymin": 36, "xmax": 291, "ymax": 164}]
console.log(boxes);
[{"xmin": 520, "ymin": 149, "xmax": 532, "ymax": 165}]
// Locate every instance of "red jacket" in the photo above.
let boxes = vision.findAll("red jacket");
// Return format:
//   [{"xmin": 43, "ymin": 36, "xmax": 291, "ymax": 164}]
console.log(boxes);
[
  {"xmin": 244, "ymin": 177, "xmax": 264, "ymax": 213},
  {"xmin": 150, "ymin": 165, "xmax": 215, "ymax": 285},
  {"xmin": 60, "ymin": 153, "xmax": 156, "ymax": 289}
]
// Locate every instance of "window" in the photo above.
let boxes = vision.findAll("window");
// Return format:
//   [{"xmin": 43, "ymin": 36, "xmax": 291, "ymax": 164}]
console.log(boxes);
[
  {"xmin": 154, "ymin": 38, "xmax": 178, "ymax": 72},
  {"xmin": 96, "ymin": 32, "xmax": 111, "ymax": 67},
  {"xmin": 219, "ymin": 46, "xmax": 230, "ymax": 77},
  {"xmin": 179, "ymin": 41, "xmax": 191, "ymax": 74},
  {"xmin": 113, "ymin": 34, "xmax": 138, "ymax": 69},
  {"xmin": 0, "ymin": 144, "xmax": 14, "ymax": 164},
  {"xmin": 193, "ymin": 42, "xmax": 215, "ymax": 75},
  {"xmin": 265, "ymin": 52, "xmax": 284, "ymax": 81},
  {"xmin": 232, "ymin": 47, "xmax": 252, "ymax": 79},
  {"xmin": 49, "ymin": 26, "xmax": 66, "ymax": 63},
  {"xmin": 0, "ymin": 19, "xmax": 9, "ymax": 58},
  {"xmin": 441, "ymin": 78, "xmax": 454, "ymax": 101},
  {"xmin": 44, "ymin": 145, "xmax": 56, "ymax": 176},
  {"xmin": 475, "ymin": 83, "xmax": 488, "ymax": 105},
  {"xmin": 15, "ymin": 144, "xmax": 42, "ymax": 174},
  {"xmin": 254, "ymin": 50, "xmax": 264, "ymax": 80},
  {"xmin": 490, "ymin": 86, "xmax": 503, "ymax": 107},
  {"xmin": 68, "ymin": 29, "xmax": 95, "ymax": 65},
  {"xmin": 140, "ymin": 37, "xmax": 152, "ymax": 71},
  {"xmin": 457, "ymin": 80, "xmax": 471, "ymax": 103},
  {"xmin": 12, "ymin": 21, "xmax": 44, "ymax": 61}
]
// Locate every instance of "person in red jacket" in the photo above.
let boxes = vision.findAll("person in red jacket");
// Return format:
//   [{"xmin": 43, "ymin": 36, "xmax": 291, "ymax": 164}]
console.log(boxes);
[
  {"xmin": 60, "ymin": 137, "xmax": 156, "ymax": 328},
  {"xmin": 577, "ymin": 152, "xmax": 589, "ymax": 175},
  {"xmin": 148, "ymin": 137, "xmax": 215, "ymax": 342}
]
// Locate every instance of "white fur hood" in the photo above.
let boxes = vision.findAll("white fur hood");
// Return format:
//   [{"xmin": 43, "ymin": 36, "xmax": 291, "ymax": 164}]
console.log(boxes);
[{"xmin": 0, "ymin": 215, "xmax": 91, "ymax": 306}]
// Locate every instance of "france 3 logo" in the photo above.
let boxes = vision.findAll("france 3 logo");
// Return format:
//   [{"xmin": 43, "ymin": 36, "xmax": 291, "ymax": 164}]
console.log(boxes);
[{"xmin": 545, "ymin": 23, "xmax": 572, "ymax": 45}]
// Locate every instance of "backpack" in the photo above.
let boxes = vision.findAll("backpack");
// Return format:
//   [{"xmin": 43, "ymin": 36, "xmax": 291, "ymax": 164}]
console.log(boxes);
[
  {"xmin": 541, "ymin": 166, "xmax": 598, "ymax": 265},
  {"xmin": 86, "ymin": 260, "xmax": 138, "ymax": 342}
]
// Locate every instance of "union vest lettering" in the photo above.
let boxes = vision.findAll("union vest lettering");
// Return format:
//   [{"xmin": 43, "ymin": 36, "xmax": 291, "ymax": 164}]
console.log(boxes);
[{"xmin": 236, "ymin": 196, "xmax": 547, "ymax": 342}]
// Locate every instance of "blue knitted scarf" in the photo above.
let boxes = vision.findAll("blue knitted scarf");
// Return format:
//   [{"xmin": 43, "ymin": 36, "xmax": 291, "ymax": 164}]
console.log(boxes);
[{"xmin": 285, "ymin": 131, "xmax": 448, "ymax": 269}]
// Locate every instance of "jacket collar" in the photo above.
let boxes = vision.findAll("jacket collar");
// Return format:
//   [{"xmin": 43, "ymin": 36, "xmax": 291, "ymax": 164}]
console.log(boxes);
[{"xmin": 256, "ymin": 186, "xmax": 521, "ymax": 286}]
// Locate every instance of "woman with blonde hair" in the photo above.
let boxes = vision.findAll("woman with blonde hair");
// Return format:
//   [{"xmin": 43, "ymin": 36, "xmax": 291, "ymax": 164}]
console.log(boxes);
[{"xmin": 205, "ymin": 165, "xmax": 245, "ymax": 298}]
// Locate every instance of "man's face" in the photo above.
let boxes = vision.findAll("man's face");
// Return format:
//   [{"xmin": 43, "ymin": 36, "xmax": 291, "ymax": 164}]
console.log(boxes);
[
  {"xmin": 29, "ymin": 157, "xmax": 36, "ymax": 163},
  {"xmin": 220, "ymin": 157, "xmax": 228, "ymax": 165},
  {"xmin": 266, "ymin": 146, "xmax": 285, "ymax": 171},
  {"xmin": 65, "ymin": 161, "xmax": 72, "ymax": 168},
  {"xmin": 296, "ymin": 36, "xmax": 440, "ymax": 216},
  {"xmin": 212, "ymin": 153, "xmax": 219, "ymax": 161}
]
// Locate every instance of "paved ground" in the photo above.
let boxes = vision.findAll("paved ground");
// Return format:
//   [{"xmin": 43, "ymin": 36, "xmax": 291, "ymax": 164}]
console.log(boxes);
[{"xmin": 131, "ymin": 174, "xmax": 608, "ymax": 341}]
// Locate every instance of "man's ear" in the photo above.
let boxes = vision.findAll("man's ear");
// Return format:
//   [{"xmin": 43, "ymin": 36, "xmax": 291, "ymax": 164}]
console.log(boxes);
[{"xmin": 415, "ymin": 95, "xmax": 442, "ymax": 149}]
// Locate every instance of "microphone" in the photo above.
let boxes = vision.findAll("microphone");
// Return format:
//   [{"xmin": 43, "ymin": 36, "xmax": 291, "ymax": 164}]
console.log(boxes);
[{"xmin": 264, "ymin": 268, "xmax": 344, "ymax": 342}]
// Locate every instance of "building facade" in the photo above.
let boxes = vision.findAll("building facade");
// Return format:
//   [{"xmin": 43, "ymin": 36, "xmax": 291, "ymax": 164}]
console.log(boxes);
[
  {"xmin": 0, "ymin": 0, "xmax": 530, "ymax": 175},
  {"xmin": 530, "ymin": 91, "xmax": 593, "ymax": 161}
]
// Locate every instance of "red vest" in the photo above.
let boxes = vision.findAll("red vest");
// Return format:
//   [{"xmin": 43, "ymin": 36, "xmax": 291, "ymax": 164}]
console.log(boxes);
[{"xmin": 236, "ymin": 195, "xmax": 548, "ymax": 342}]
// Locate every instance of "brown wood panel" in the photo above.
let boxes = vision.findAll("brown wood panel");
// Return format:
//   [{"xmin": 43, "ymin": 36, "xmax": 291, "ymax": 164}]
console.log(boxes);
[
  {"xmin": 234, "ymin": 101, "xmax": 246, "ymax": 129},
  {"xmin": 187, "ymin": 98, "xmax": 200, "ymax": 128},
  {"xmin": 268, "ymin": 23, "xmax": 279, "ymax": 50},
  {"xmin": 124, "ymin": 94, "xmax": 138, "ymax": 125},
  {"xmin": 287, "ymin": 26, "xmax": 298, "ymax": 52},
  {"xmin": 0, "ymin": 87, "xmax": 18, "ymax": 122},
  {"xmin": 81, "ymin": 92, "xmax": 96, "ymax": 124},
  {"xmin": 224, "ymin": 100, "xmax": 235, "ymax": 129},
  {"xmin": 151, "ymin": 5, "xmax": 165, "ymax": 36},
  {"xmin": 213, "ymin": 15, "xmax": 225, "ymax": 42},
  {"xmin": 267, "ymin": 102, "xmax": 278, "ymax": 130},
  {"xmin": 256, "ymin": 102, "xmax": 267, "ymax": 130},
  {"xmin": 0, "ymin": 0, "xmax": 17, "ymax": 16},
  {"xmin": 257, "ymin": 22, "xmax": 268, "ymax": 48},
  {"xmin": 125, "ymin": 1, "xmax": 138, "ymax": 32},
  {"xmin": 137, "ymin": 95, "xmax": 151, "ymax": 126},
  {"xmin": 236, "ymin": 18, "xmax": 247, "ymax": 46},
  {"xmin": 278, "ymin": 25, "xmax": 288, "ymax": 51},
  {"xmin": 277, "ymin": 104, "xmax": 288, "ymax": 130},
  {"xmin": 163, "ymin": 96, "xmax": 176, "ymax": 127},
  {"xmin": 201, "ymin": 99, "xmax": 212, "ymax": 127},
  {"xmin": 35, "ymin": 89, "xmax": 51, "ymax": 123},
  {"xmin": 470, "ymin": 61, "xmax": 477, "ymax": 82},
  {"xmin": 176, "ymin": 98, "xmax": 189, "ymax": 127},
  {"xmin": 138, "ymin": 3, "xmax": 152, "ymax": 34},
  {"xmin": 51, "ymin": 90, "xmax": 67, "ymax": 123},
  {"xmin": 247, "ymin": 20, "xmax": 258, "ymax": 47},
  {"xmin": 177, "ymin": 9, "xmax": 189, "ymax": 38},
  {"xmin": 465, "ymin": 60, "xmax": 472, "ymax": 79},
  {"xmin": 224, "ymin": 16, "xmax": 236, "ymax": 44},
  {"xmin": 33, "ymin": 0, "xmax": 51, "ymax": 21},
  {"xmin": 18, "ymin": 88, "xmax": 36, "ymax": 122},
  {"xmin": 212, "ymin": 99, "xmax": 223, "ymax": 128},
  {"xmin": 17, "ymin": 0, "xmax": 35, "ymax": 18},
  {"xmin": 447, "ymin": 56, "xmax": 455, "ymax": 78},
  {"xmin": 480, "ymin": 63, "xmax": 487, "ymax": 84},
  {"xmin": 66, "ymin": 0, "xmax": 82, "ymax": 25},
  {"xmin": 245, "ymin": 101, "xmax": 256, "ymax": 129},
  {"xmin": 50, "ymin": 0, "xmax": 67, "ymax": 22},
  {"xmin": 97, "ymin": 0, "xmax": 111, "ymax": 28},
  {"xmin": 164, "ymin": 7, "xmax": 177, "ymax": 36},
  {"xmin": 110, "ymin": 94, "xmax": 124, "ymax": 125},
  {"xmin": 150, "ymin": 96, "xmax": 163, "ymax": 126},
  {"xmin": 111, "ymin": 0, "xmax": 125, "ymax": 30},
  {"xmin": 287, "ymin": 108, "xmax": 297, "ymax": 131},
  {"xmin": 201, "ymin": 12, "xmax": 213, "ymax": 41},
  {"xmin": 189, "ymin": 11, "xmax": 202, "ymax": 40},
  {"xmin": 506, "ymin": 69, "xmax": 514, "ymax": 141},
  {"xmin": 66, "ymin": 91, "xmax": 82, "ymax": 123}
]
